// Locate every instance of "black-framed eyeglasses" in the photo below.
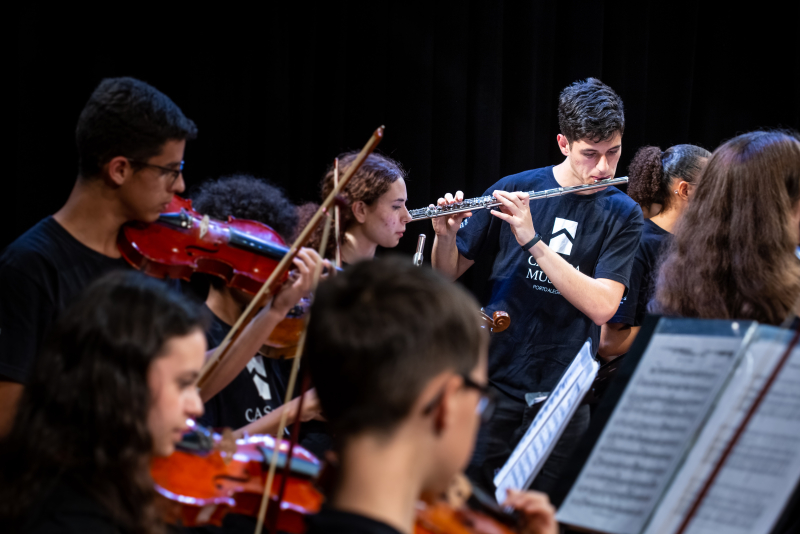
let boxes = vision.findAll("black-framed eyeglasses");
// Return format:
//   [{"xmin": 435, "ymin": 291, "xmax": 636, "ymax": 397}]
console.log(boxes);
[
  {"xmin": 128, "ymin": 159, "xmax": 185, "ymax": 185},
  {"xmin": 461, "ymin": 374, "xmax": 496, "ymax": 424},
  {"xmin": 422, "ymin": 374, "xmax": 497, "ymax": 424}
]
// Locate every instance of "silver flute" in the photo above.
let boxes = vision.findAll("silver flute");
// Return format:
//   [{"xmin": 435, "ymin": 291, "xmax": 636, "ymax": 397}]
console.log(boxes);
[{"xmin": 408, "ymin": 176, "xmax": 628, "ymax": 221}]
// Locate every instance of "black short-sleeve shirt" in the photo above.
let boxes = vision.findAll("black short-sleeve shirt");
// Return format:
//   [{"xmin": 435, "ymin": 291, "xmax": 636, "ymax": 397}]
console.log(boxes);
[
  {"xmin": 610, "ymin": 219, "xmax": 672, "ymax": 327},
  {"xmin": 198, "ymin": 308, "xmax": 290, "ymax": 431},
  {"xmin": 305, "ymin": 507, "xmax": 403, "ymax": 534},
  {"xmin": 0, "ymin": 217, "xmax": 130, "ymax": 383},
  {"xmin": 22, "ymin": 478, "xmax": 125, "ymax": 534},
  {"xmin": 456, "ymin": 166, "xmax": 643, "ymax": 399}
]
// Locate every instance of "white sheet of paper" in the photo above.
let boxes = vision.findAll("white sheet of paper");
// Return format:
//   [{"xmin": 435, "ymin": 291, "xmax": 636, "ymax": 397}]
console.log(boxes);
[
  {"xmin": 494, "ymin": 339, "xmax": 598, "ymax": 503},
  {"xmin": 643, "ymin": 326, "xmax": 800, "ymax": 534},
  {"xmin": 556, "ymin": 329, "xmax": 748, "ymax": 534}
]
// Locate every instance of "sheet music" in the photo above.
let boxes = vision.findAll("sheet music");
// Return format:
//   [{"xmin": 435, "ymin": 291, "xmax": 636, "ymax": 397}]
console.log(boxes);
[
  {"xmin": 494, "ymin": 339, "xmax": 598, "ymax": 503},
  {"xmin": 643, "ymin": 326, "xmax": 800, "ymax": 534},
  {"xmin": 556, "ymin": 325, "xmax": 750, "ymax": 534}
]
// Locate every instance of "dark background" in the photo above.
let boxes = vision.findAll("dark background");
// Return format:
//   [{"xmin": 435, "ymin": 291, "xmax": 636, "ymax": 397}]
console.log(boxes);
[{"xmin": 13, "ymin": 2, "xmax": 800, "ymax": 276}]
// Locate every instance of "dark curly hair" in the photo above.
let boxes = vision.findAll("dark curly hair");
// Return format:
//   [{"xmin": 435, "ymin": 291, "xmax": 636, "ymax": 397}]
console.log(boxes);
[
  {"xmin": 76, "ymin": 77, "xmax": 197, "ymax": 179},
  {"xmin": 627, "ymin": 144, "xmax": 711, "ymax": 210},
  {"xmin": 309, "ymin": 152, "xmax": 406, "ymax": 259},
  {"xmin": 655, "ymin": 131, "xmax": 800, "ymax": 324},
  {"xmin": 191, "ymin": 174, "xmax": 298, "ymax": 242},
  {"xmin": 558, "ymin": 78, "xmax": 625, "ymax": 144},
  {"xmin": 0, "ymin": 271, "xmax": 208, "ymax": 533}
]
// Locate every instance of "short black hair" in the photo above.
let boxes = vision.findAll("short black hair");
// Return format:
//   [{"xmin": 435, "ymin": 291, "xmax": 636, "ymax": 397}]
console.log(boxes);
[
  {"xmin": 76, "ymin": 77, "xmax": 197, "ymax": 178},
  {"xmin": 190, "ymin": 174, "xmax": 298, "ymax": 242},
  {"xmin": 558, "ymin": 78, "xmax": 625, "ymax": 144},
  {"xmin": 305, "ymin": 257, "xmax": 488, "ymax": 439}
]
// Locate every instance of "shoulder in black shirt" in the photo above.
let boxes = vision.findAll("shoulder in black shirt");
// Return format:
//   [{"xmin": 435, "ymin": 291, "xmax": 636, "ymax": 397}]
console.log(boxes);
[
  {"xmin": 0, "ymin": 217, "xmax": 130, "ymax": 383},
  {"xmin": 305, "ymin": 507, "xmax": 404, "ymax": 534},
  {"xmin": 22, "ymin": 478, "xmax": 124, "ymax": 534},
  {"xmin": 611, "ymin": 219, "xmax": 672, "ymax": 327}
]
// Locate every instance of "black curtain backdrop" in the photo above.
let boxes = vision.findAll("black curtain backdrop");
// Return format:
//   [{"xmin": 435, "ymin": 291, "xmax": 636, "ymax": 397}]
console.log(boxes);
[{"xmin": 13, "ymin": 2, "xmax": 800, "ymax": 294}]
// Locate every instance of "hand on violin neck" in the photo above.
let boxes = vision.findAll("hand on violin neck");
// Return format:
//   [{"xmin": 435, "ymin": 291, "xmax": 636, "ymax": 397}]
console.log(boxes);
[
  {"xmin": 272, "ymin": 247, "xmax": 321, "ymax": 315},
  {"xmin": 500, "ymin": 489, "xmax": 557, "ymax": 534}
]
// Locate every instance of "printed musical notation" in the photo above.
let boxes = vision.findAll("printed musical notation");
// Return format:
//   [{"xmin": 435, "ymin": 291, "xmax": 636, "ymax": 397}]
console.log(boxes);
[
  {"xmin": 643, "ymin": 328, "xmax": 800, "ymax": 534},
  {"xmin": 494, "ymin": 340, "xmax": 598, "ymax": 503},
  {"xmin": 556, "ymin": 332, "xmax": 745, "ymax": 534}
]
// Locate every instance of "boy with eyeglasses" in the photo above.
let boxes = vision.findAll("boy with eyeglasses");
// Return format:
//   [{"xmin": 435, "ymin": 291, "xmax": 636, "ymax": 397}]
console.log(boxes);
[
  {"xmin": 303, "ymin": 257, "xmax": 557, "ymax": 534},
  {"xmin": 0, "ymin": 77, "xmax": 196, "ymax": 435}
]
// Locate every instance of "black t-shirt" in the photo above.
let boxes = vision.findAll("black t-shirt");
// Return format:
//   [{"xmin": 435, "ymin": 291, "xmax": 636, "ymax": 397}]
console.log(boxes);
[
  {"xmin": 305, "ymin": 507, "xmax": 403, "ymax": 534},
  {"xmin": 22, "ymin": 479, "xmax": 125, "ymax": 534},
  {"xmin": 0, "ymin": 217, "xmax": 130, "ymax": 383},
  {"xmin": 198, "ymin": 308, "xmax": 290, "ymax": 431},
  {"xmin": 610, "ymin": 219, "xmax": 672, "ymax": 327},
  {"xmin": 456, "ymin": 166, "xmax": 643, "ymax": 399}
]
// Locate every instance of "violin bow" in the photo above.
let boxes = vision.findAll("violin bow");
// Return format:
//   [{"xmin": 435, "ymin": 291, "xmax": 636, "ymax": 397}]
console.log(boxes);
[
  {"xmin": 333, "ymin": 158, "xmax": 342, "ymax": 268},
  {"xmin": 197, "ymin": 126, "xmax": 384, "ymax": 389},
  {"xmin": 255, "ymin": 211, "xmax": 334, "ymax": 534}
]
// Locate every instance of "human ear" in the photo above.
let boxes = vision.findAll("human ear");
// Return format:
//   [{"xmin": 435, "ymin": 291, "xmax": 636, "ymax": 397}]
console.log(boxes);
[
  {"xmin": 106, "ymin": 156, "xmax": 132, "ymax": 186},
  {"xmin": 351, "ymin": 201, "xmax": 369, "ymax": 224},
  {"xmin": 676, "ymin": 180, "xmax": 692, "ymax": 202},
  {"xmin": 557, "ymin": 134, "xmax": 570, "ymax": 156}
]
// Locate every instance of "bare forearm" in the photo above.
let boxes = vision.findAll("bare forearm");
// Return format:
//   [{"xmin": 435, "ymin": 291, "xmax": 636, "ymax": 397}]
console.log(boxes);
[
  {"xmin": 599, "ymin": 324, "xmax": 640, "ymax": 360},
  {"xmin": 431, "ymin": 235, "xmax": 460, "ymax": 280},
  {"xmin": 530, "ymin": 243, "xmax": 622, "ymax": 325},
  {"xmin": 431, "ymin": 235, "xmax": 474, "ymax": 281},
  {"xmin": 200, "ymin": 307, "xmax": 286, "ymax": 402},
  {"xmin": 0, "ymin": 381, "xmax": 23, "ymax": 437}
]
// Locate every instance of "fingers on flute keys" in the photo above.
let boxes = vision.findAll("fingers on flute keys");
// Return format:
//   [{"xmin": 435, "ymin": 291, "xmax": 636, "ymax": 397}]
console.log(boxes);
[{"xmin": 429, "ymin": 191, "xmax": 472, "ymax": 235}]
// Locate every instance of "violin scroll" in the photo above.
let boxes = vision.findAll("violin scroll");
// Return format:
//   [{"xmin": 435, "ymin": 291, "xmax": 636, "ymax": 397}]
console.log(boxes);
[{"xmin": 480, "ymin": 309, "xmax": 511, "ymax": 333}]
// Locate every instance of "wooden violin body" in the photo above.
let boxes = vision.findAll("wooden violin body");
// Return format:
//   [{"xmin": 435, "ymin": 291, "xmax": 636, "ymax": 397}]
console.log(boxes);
[
  {"xmin": 413, "ymin": 473, "xmax": 519, "ymax": 534},
  {"xmin": 119, "ymin": 195, "xmax": 291, "ymax": 295},
  {"xmin": 152, "ymin": 431, "xmax": 323, "ymax": 532},
  {"xmin": 416, "ymin": 502, "xmax": 516, "ymax": 534}
]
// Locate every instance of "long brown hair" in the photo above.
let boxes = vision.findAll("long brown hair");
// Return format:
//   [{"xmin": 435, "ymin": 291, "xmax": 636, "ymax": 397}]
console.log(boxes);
[
  {"xmin": 655, "ymin": 131, "xmax": 800, "ymax": 324},
  {"xmin": 0, "ymin": 271, "xmax": 208, "ymax": 533},
  {"xmin": 309, "ymin": 152, "xmax": 406, "ymax": 259}
]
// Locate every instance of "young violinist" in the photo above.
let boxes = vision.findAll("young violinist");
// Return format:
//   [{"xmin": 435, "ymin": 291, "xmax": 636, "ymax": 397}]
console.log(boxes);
[
  {"xmin": 303, "ymin": 257, "xmax": 557, "ymax": 534},
  {"xmin": 188, "ymin": 175, "xmax": 325, "ymax": 439},
  {"xmin": 431, "ymin": 78, "xmax": 643, "ymax": 494},
  {"xmin": 0, "ymin": 270, "xmax": 207, "ymax": 533},
  {"xmin": 0, "ymin": 77, "xmax": 196, "ymax": 435},
  {"xmin": 311, "ymin": 152, "xmax": 412, "ymax": 264}
]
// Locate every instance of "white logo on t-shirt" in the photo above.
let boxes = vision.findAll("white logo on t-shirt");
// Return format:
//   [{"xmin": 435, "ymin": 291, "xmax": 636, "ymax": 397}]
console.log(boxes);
[
  {"xmin": 246, "ymin": 356, "xmax": 272, "ymax": 400},
  {"xmin": 549, "ymin": 218, "xmax": 578, "ymax": 255}
]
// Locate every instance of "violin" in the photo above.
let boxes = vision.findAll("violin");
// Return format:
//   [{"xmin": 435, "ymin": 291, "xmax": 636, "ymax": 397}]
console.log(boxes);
[
  {"xmin": 151, "ymin": 424, "xmax": 323, "ymax": 532},
  {"xmin": 119, "ymin": 195, "xmax": 292, "ymax": 295},
  {"xmin": 415, "ymin": 474, "xmax": 518, "ymax": 534},
  {"xmin": 119, "ymin": 195, "xmax": 313, "ymax": 358},
  {"xmin": 480, "ymin": 308, "xmax": 510, "ymax": 333}
]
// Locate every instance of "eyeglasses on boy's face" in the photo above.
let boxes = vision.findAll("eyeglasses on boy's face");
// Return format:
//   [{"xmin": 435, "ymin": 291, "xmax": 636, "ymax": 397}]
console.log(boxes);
[
  {"xmin": 460, "ymin": 374, "xmax": 496, "ymax": 424},
  {"xmin": 422, "ymin": 373, "xmax": 497, "ymax": 425},
  {"xmin": 127, "ymin": 158, "xmax": 185, "ymax": 185}
]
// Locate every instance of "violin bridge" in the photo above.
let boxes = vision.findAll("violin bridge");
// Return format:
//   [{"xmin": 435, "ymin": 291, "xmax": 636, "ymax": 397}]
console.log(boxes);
[{"xmin": 199, "ymin": 215, "xmax": 210, "ymax": 239}]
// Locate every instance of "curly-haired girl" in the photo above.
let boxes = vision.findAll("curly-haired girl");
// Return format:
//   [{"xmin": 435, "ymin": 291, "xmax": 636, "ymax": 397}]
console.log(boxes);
[{"xmin": 599, "ymin": 144, "xmax": 710, "ymax": 359}]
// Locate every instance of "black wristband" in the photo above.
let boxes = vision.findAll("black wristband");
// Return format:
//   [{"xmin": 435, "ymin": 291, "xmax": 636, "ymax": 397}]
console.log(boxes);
[{"xmin": 521, "ymin": 233, "xmax": 542, "ymax": 251}]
